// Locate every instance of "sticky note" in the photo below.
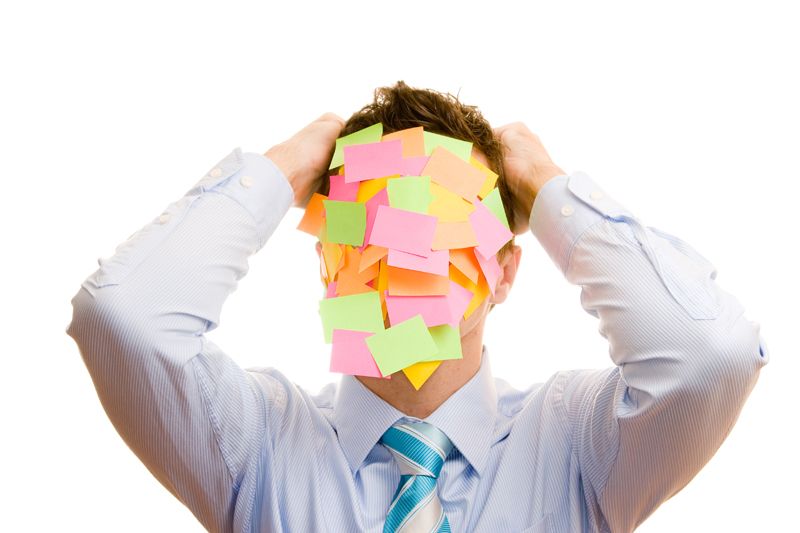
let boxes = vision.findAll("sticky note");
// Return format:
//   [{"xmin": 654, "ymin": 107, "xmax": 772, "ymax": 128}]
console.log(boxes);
[
  {"xmin": 330, "ymin": 329, "xmax": 384, "ymax": 378},
  {"xmin": 449, "ymin": 265, "xmax": 489, "ymax": 319},
  {"xmin": 424, "ymin": 324, "xmax": 463, "ymax": 361},
  {"xmin": 326, "ymin": 282, "xmax": 337, "ymax": 298},
  {"xmin": 329, "ymin": 123, "xmax": 383, "ymax": 169},
  {"xmin": 428, "ymin": 182, "xmax": 475, "ymax": 222},
  {"xmin": 343, "ymin": 140, "xmax": 404, "ymax": 182},
  {"xmin": 387, "ymin": 248, "xmax": 448, "ymax": 276},
  {"xmin": 382, "ymin": 126, "xmax": 425, "ymax": 157},
  {"xmin": 297, "ymin": 193, "xmax": 327, "ymax": 236},
  {"xmin": 323, "ymin": 200, "xmax": 366, "ymax": 247},
  {"xmin": 423, "ymin": 131, "xmax": 472, "ymax": 161},
  {"xmin": 470, "ymin": 157, "xmax": 499, "ymax": 199},
  {"xmin": 365, "ymin": 315, "xmax": 438, "ymax": 376},
  {"xmin": 359, "ymin": 245, "xmax": 388, "ymax": 272},
  {"xmin": 319, "ymin": 291, "xmax": 384, "ymax": 343},
  {"xmin": 336, "ymin": 247, "xmax": 380, "ymax": 296},
  {"xmin": 368, "ymin": 205, "xmax": 437, "ymax": 257},
  {"xmin": 387, "ymin": 266, "xmax": 450, "ymax": 296},
  {"xmin": 321, "ymin": 241, "xmax": 343, "ymax": 283},
  {"xmin": 387, "ymin": 176, "xmax": 431, "ymax": 213},
  {"xmin": 469, "ymin": 201, "xmax": 514, "ymax": 259},
  {"xmin": 400, "ymin": 156, "xmax": 429, "ymax": 176},
  {"xmin": 449, "ymin": 248, "xmax": 481, "ymax": 284},
  {"xmin": 356, "ymin": 176, "xmax": 391, "ymax": 203},
  {"xmin": 361, "ymin": 188, "xmax": 389, "ymax": 252},
  {"xmin": 432, "ymin": 221, "xmax": 479, "ymax": 250},
  {"xmin": 403, "ymin": 361, "xmax": 442, "ymax": 390},
  {"xmin": 385, "ymin": 280, "xmax": 472, "ymax": 327},
  {"xmin": 481, "ymin": 187, "xmax": 510, "ymax": 229},
  {"xmin": 474, "ymin": 249, "xmax": 502, "ymax": 296},
  {"xmin": 422, "ymin": 147, "xmax": 486, "ymax": 201},
  {"xmin": 328, "ymin": 174, "xmax": 359, "ymax": 202}
]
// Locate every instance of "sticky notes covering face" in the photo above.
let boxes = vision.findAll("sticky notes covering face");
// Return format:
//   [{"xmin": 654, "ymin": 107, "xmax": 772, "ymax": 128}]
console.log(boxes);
[{"xmin": 299, "ymin": 123, "xmax": 513, "ymax": 390}]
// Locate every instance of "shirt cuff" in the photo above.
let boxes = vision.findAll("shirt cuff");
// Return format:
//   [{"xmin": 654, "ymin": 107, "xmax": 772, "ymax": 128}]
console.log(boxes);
[
  {"xmin": 188, "ymin": 148, "xmax": 295, "ymax": 249},
  {"xmin": 529, "ymin": 172, "xmax": 635, "ymax": 275}
]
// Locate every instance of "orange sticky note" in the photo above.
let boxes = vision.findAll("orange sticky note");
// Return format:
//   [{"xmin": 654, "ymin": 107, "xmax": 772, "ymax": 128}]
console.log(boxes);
[
  {"xmin": 387, "ymin": 266, "xmax": 450, "ymax": 296},
  {"xmin": 359, "ymin": 245, "xmax": 388, "ymax": 272},
  {"xmin": 449, "ymin": 248, "xmax": 481, "ymax": 284},
  {"xmin": 422, "ymin": 147, "xmax": 486, "ymax": 201},
  {"xmin": 382, "ymin": 127, "xmax": 426, "ymax": 157},
  {"xmin": 449, "ymin": 265, "xmax": 489, "ymax": 319},
  {"xmin": 403, "ymin": 360, "xmax": 442, "ymax": 390},
  {"xmin": 297, "ymin": 193, "xmax": 327, "ymax": 236},
  {"xmin": 428, "ymin": 182, "xmax": 475, "ymax": 222},
  {"xmin": 336, "ymin": 246, "xmax": 380, "ymax": 296},
  {"xmin": 470, "ymin": 157, "xmax": 499, "ymax": 199},
  {"xmin": 432, "ymin": 221, "xmax": 479, "ymax": 250}
]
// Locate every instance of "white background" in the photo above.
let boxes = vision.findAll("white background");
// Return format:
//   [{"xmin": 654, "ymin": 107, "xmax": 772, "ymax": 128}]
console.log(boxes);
[{"xmin": 1, "ymin": 0, "xmax": 796, "ymax": 531}]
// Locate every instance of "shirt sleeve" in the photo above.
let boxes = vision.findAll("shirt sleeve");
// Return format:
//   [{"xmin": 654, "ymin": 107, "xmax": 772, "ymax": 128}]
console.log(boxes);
[
  {"xmin": 529, "ymin": 172, "xmax": 769, "ymax": 532},
  {"xmin": 65, "ymin": 148, "xmax": 295, "ymax": 531}
]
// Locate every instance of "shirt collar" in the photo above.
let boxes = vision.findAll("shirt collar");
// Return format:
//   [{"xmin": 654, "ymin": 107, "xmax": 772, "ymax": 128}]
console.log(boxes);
[{"xmin": 333, "ymin": 345, "xmax": 498, "ymax": 477}]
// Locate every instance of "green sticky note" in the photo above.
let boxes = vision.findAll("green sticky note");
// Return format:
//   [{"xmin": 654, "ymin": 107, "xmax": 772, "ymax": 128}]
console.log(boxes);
[
  {"xmin": 323, "ymin": 200, "xmax": 366, "ymax": 246},
  {"xmin": 365, "ymin": 315, "xmax": 438, "ymax": 376},
  {"xmin": 421, "ymin": 324, "xmax": 464, "ymax": 362},
  {"xmin": 387, "ymin": 176, "xmax": 431, "ymax": 213},
  {"xmin": 319, "ymin": 292, "xmax": 384, "ymax": 343},
  {"xmin": 423, "ymin": 131, "xmax": 472, "ymax": 161},
  {"xmin": 329, "ymin": 123, "xmax": 383, "ymax": 169},
  {"xmin": 481, "ymin": 187, "xmax": 510, "ymax": 229}
]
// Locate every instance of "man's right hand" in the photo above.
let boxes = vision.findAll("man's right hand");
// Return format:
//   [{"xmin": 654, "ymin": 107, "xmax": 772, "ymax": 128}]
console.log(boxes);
[{"xmin": 265, "ymin": 112, "xmax": 345, "ymax": 207}]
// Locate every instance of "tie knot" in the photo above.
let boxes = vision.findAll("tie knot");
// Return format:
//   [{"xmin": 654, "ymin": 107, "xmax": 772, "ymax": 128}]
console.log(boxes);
[{"xmin": 379, "ymin": 421, "xmax": 454, "ymax": 478}]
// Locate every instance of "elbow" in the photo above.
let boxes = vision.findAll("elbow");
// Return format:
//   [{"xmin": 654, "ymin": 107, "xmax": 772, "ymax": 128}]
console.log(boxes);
[{"xmin": 684, "ymin": 315, "xmax": 768, "ymax": 408}]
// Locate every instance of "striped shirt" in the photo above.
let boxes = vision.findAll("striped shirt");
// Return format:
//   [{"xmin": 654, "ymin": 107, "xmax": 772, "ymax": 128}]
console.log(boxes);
[{"xmin": 66, "ymin": 148, "xmax": 768, "ymax": 532}]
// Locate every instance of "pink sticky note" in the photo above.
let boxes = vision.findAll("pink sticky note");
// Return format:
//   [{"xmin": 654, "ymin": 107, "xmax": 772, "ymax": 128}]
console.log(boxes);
[
  {"xmin": 328, "ymin": 174, "xmax": 359, "ymax": 201},
  {"xmin": 326, "ymin": 281, "xmax": 337, "ymax": 298},
  {"xmin": 400, "ymin": 156, "xmax": 429, "ymax": 176},
  {"xmin": 385, "ymin": 293, "xmax": 452, "ymax": 327},
  {"xmin": 474, "ymin": 250, "xmax": 502, "ymax": 296},
  {"xmin": 330, "ymin": 329, "xmax": 387, "ymax": 378},
  {"xmin": 446, "ymin": 281, "xmax": 474, "ymax": 324},
  {"xmin": 385, "ymin": 281, "xmax": 473, "ymax": 327},
  {"xmin": 387, "ymin": 248, "xmax": 449, "ymax": 276},
  {"xmin": 469, "ymin": 201, "xmax": 514, "ymax": 259},
  {"xmin": 359, "ymin": 188, "xmax": 389, "ymax": 252},
  {"xmin": 343, "ymin": 140, "xmax": 404, "ymax": 183},
  {"xmin": 368, "ymin": 205, "xmax": 437, "ymax": 257}
]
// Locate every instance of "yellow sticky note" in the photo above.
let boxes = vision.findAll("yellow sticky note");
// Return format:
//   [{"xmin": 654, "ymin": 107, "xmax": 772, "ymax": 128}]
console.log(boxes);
[
  {"xmin": 403, "ymin": 360, "xmax": 442, "ymax": 390},
  {"xmin": 470, "ymin": 157, "xmax": 499, "ymax": 199},
  {"xmin": 428, "ymin": 182, "xmax": 475, "ymax": 222}
]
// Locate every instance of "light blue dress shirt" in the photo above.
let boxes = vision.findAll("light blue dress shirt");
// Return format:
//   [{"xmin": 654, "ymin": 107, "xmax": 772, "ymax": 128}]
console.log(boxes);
[{"xmin": 66, "ymin": 148, "xmax": 768, "ymax": 532}]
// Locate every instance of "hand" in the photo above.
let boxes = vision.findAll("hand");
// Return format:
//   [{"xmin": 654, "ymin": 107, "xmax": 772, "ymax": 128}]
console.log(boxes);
[
  {"xmin": 494, "ymin": 123, "xmax": 565, "ymax": 234},
  {"xmin": 265, "ymin": 112, "xmax": 345, "ymax": 207}
]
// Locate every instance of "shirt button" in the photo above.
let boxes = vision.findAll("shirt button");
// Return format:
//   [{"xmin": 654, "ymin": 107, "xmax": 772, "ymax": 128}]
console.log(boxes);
[
  {"xmin": 561, "ymin": 205, "xmax": 574, "ymax": 216},
  {"xmin": 158, "ymin": 213, "xmax": 171, "ymax": 224},
  {"xmin": 209, "ymin": 167, "xmax": 223, "ymax": 178},
  {"xmin": 240, "ymin": 175, "xmax": 254, "ymax": 188},
  {"xmin": 590, "ymin": 191, "xmax": 604, "ymax": 200}
]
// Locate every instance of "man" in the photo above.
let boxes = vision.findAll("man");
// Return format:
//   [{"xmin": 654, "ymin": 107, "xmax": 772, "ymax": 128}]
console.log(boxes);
[{"xmin": 66, "ymin": 82, "xmax": 768, "ymax": 532}]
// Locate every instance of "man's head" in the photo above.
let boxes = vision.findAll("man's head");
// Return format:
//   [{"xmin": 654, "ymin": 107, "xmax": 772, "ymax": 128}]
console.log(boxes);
[{"xmin": 306, "ymin": 81, "xmax": 523, "ymax": 390}]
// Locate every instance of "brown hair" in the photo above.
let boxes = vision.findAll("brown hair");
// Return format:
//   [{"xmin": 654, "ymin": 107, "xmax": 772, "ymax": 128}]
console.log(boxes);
[{"xmin": 317, "ymin": 81, "xmax": 515, "ymax": 257}]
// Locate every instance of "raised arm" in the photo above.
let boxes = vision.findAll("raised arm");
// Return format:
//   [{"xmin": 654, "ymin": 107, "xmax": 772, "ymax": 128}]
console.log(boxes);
[
  {"xmin": 497, "ymin": 123, "xmax": 768, "ymax": 532},
  {"xmin": 65, "ymin": 114, "xmax": 343, "ymax": 530}
]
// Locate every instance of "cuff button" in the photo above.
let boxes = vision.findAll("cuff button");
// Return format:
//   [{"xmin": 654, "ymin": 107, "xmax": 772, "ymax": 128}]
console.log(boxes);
[
  {"xmin": 240, "ymin": 175, "xmax": 254, "ymax": 188},
  {"xmin": 209, "ymin": 167, "xmax": 223, "ymax": 178},
  {"xmin": 561, "ymin": 205, "xmax": 574, "ymax": 216},
  {"xmin": 590, "ymin": 191, "xmax": 604, "ymax": 200}
]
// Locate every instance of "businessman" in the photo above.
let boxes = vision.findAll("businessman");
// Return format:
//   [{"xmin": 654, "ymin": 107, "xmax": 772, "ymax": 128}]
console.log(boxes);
[{"xmin": 66, "ymin": 81, "xmax": 768, "ymax": 532}]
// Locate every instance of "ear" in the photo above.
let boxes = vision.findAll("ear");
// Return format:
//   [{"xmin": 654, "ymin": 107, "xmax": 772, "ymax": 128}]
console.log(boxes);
[
  {"xmin": 315, "ymin": 241, "xmax": 322, "ymax": 258},
  {"xmin": 489, "ymin": 244, "xmax": 522, "ymax": 305}
]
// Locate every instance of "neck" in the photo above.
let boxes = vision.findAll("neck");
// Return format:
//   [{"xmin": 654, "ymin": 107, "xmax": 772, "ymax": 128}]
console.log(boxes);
[{"xmin": 356, "ymin": 318, "xmax": 486, "ymax": 419}]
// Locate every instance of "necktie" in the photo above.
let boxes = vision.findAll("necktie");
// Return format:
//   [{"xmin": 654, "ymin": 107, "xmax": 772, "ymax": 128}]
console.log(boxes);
[{"xmin": 379, "ymin": 421, "xmax": 455, "ymax": 533}]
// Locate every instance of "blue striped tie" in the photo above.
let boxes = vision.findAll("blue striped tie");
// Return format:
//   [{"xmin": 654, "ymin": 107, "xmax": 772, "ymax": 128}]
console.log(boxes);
[{"xmin": 379, "ymin": 421, "xmax": 455, "ymax": 533}]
